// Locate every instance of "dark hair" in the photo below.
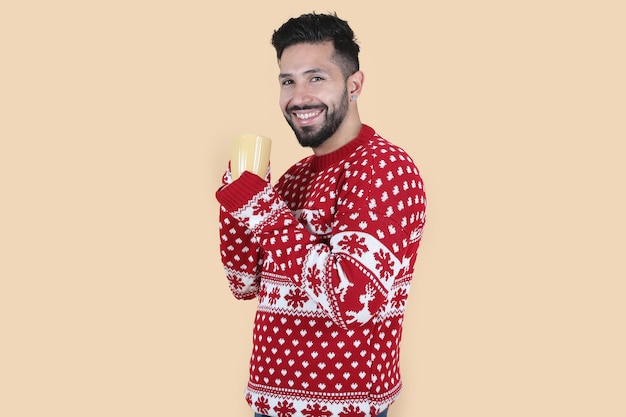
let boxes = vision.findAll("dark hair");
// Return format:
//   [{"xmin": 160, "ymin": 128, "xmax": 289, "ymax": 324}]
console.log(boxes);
[{"xmin": 271, "ymin": 12, "xmax": 360, "ymax": 78}]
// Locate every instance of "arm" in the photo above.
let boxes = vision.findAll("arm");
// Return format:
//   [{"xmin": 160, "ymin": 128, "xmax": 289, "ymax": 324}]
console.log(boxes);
[
  {"xmin": 216, "ymin": 165, "xmax": 270, "ymax": 300},
  {"xmin": 216, "ymin": 154, "xmax": 426, "ymax": 328}
]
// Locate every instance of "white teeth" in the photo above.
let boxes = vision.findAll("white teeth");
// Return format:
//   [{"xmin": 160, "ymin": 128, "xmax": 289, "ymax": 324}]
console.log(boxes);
[{"xmin": 295, "ymin": 111, "xmax": 320, "ymax": 120}]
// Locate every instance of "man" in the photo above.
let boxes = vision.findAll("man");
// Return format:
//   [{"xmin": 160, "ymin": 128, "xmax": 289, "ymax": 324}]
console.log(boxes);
[{"xmin": 216, "ymin": 12, "xmax": 426, "ymax": 417}]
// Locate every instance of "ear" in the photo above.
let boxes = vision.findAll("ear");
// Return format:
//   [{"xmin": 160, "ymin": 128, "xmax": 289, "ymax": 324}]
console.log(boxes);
[{"xmin": 347, "ymin": 70, "xmax": 364, "ymax": 97}]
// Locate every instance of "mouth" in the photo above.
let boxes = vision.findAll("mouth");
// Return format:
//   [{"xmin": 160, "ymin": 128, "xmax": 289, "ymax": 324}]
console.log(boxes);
[{"xmin": 290, "ymin": 107, "xmax": 324, "ymax": 125}]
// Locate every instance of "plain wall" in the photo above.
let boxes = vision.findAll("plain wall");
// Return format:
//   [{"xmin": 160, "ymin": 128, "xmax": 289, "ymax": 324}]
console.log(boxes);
[{"xmin": 1, "ymin": 1, "xmax": 624, "ymax": 416}]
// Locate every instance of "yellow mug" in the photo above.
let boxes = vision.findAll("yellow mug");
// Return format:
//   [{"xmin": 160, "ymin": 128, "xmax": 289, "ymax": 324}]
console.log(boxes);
[{"xmin": 230, "ymin": 133, "xmax": 272, "ymax": 180}]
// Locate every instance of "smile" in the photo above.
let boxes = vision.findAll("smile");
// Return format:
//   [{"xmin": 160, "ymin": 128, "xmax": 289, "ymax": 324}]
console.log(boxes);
[{"xmin": 295, "ymin": 110, "xmax": 322, "ymax": 120}]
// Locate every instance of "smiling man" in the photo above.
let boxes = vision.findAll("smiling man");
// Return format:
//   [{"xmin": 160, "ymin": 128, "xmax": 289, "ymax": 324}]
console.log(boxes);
[
  {"xmin": 278, "ymin": 40, "xmax": 361, "ymax": 154},
  {"xmin": 215, "ymin": 12, "xmax": 427, "ymax": 417}
]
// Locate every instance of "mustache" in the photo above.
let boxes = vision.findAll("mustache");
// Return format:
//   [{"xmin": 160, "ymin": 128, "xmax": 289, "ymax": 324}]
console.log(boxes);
[{"xmin": 287, "ymin": 104, "xmax": 327, "ymax": 113}]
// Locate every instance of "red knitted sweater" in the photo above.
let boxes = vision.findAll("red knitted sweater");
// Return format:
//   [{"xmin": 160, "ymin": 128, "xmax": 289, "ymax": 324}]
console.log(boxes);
[{"xmin": 216, "ymin": 124, "xmax": 426, "ymax": 417}]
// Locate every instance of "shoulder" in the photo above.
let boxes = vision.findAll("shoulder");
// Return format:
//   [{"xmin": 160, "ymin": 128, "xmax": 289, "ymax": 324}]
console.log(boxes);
[
  {"xmin": 339, "ymin": 132, "xmax": 424, "ymax": 207},
  {"xmin": 356, "ymin": 132, "xmax": 423, "ymax": 184}
]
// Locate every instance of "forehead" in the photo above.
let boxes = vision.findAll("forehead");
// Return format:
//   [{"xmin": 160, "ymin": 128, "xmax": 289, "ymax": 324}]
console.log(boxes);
[{"xmin": 278, "ymin": 41, "xmax": 339, "ymax": 74}]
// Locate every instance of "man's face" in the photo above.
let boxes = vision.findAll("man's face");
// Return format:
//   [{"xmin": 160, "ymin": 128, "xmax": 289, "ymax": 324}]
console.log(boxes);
[{"xmin": 278, "ymin": 41, "xmax": 349, "ymax": 149}]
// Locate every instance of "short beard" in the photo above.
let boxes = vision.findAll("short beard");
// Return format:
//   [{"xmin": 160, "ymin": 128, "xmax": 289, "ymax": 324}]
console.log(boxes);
[{"xmin": 285, "ymin": 89, "xmax": 349, "ymax": 149}]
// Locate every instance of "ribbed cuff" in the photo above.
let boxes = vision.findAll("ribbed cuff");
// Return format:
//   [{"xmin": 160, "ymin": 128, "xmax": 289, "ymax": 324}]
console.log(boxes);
[{"xmin": 215, "ymin": 171, "xmax": 269, "ymax": 213}]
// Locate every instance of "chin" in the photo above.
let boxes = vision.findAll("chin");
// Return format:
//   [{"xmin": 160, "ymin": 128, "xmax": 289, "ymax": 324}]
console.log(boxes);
[
  {"xmin": 296, "ymin": 132, "xmax": 329, "ymax": 149},
  {"xmin": 286, "ymin": 115, "xmax": 336, "ymax": 149}
]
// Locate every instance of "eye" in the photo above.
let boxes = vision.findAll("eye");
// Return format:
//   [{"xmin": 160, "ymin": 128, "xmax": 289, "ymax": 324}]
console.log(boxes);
[
  {"xmin": 311, "ymin": 76, "xmax": 324, "ymax": 82},
  {"xmin": 280, "ymin": 79, "xmax": 294, "ymax": 86}
]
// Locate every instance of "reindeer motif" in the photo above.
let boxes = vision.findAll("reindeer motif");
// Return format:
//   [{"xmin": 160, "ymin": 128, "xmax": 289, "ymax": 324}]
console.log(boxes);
[
  {"xmin": 345, "ymin": 284, "xmax": 376, "ymax": 325},
  {"xmin": 334, "ymin": 267, "xmax": 353, "ymax": 302},
  {"xmin": 262, "ymin": 251, "xmax": 280, "ymax": 273}
]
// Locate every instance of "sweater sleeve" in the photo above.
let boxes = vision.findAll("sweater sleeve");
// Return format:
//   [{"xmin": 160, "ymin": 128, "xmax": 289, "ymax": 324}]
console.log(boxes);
[
  {"xmin": 216, "ymin": 166, "xmax": 270, "ymax": 300},
  {"xmin": 216, "ymin": 153, "xmax": 426, "ymax": 329}
]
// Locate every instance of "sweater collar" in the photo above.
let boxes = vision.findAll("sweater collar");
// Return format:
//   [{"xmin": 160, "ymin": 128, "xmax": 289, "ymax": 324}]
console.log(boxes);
[{"xmin": 309, "ymin": 124, "xmax": 375, "ymax": 172}]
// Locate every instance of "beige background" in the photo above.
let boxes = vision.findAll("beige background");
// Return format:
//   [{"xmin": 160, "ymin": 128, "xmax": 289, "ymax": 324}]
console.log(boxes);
[{"xmin": 1, "ymin": 1, "xmax": 624, "ymax": 416}]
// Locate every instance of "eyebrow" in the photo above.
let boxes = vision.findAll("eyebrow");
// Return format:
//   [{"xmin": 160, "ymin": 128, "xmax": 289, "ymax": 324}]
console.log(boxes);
[{"xmin": 278, "ymin": 68, "xmax": 328, "ymax": 79}]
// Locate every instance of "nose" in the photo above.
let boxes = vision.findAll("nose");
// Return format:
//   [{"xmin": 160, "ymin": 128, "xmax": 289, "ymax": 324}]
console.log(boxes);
[{"xmin": 287, "ymin": 83, "xmax": 314, "ymax": 107}]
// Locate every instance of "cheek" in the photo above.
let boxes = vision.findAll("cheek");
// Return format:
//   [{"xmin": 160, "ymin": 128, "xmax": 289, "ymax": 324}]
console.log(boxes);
[
  {"xmin": 278, "ymin": 90, "xmax": 289, "ymax": 108},
  {"xmin": 279, "ymin": 92, "xmax": 290, "ymax": 110}
]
